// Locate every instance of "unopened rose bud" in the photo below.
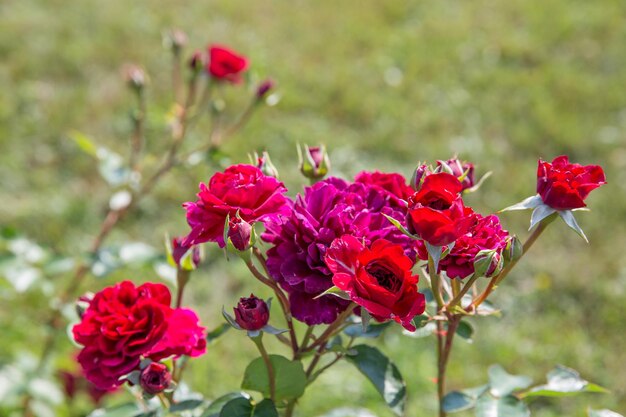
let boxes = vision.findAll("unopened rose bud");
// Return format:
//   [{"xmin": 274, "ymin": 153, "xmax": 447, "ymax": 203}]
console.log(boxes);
[
  {"xmin": 256, "ymin": 79, "xmax": 274, "ymax": 100},
  {"xmin": 299, "ymin": 144, "xmax": 330, "ymax": 180},
  {"xmin": 139, "ymin": 362, "xmax": 172, "ymax": 395},
  {"xmin": 254, "ymin": 151, "xmax": 279, "ymax": 178},
  {"xmin": 227, "ymin": 216, "xmax": 253, "ymax": 252},
  {"xmin": 164, "ymin": 29, "xmax": 188, "ymax": 54},
  {"xmin": 410, "ymin": 164, "xmax": 430, "ymax": 191},
  {"xmin": 473, "ymin": 249, "xmax": 503, "ymax": 278},
  {"xmin": 189, "ymin": 50, "xmax": 205, "ymax": 73},
  {"xmin": 122, "ymin": 64, "xmax": 146, "ymax": 91},
  {"xmin": 504, "ymin": 235, "xmax": 523, "ymax": 263},
  {"xmin": 169, "ymin": 236, "xmax": 201, "ymax": 270},
  {"xmin": 234, "ymin": 294, "xmax": 269, "ymax": 331},
  {"xmin": 438, "ymin": 158, "xmax": 475, "ymax": 191}
]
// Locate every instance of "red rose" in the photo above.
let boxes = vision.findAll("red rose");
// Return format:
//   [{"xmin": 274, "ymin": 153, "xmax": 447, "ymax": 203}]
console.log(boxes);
[
  {"xmin": 207, "ymin": 45, "xmax": 248, "ymax": 83},
  {"xmin": 73, "ymin": 282, "xmax": 171, "ymax": 389},
  {"xmin": 325, "ymin": 235, "xmax": 425, "ymax": 331},
  {"xmin": 537, "ymin": 155, "xmax": 606, "ymax": 210},
  {"xmin": 407, "ymin": 173, "xmax": 475, "ymax": 246},
  {"xmin": 73, "ymin": 281, "xmax": 206, "ymax": 390},
  {"xmin": 139, "ymin": 362, "xmax": 172, "ymax": 395},
  {"xmin": 355, "ymin": 171, "xmax": 414, "ymax": 206},
  {"xmin": 234, "ymin": 294, "xmax": 270, "ymax": 331},
  {"xmin": 183, "ymin": 164, "xmax": 290, "ymax": 247}
]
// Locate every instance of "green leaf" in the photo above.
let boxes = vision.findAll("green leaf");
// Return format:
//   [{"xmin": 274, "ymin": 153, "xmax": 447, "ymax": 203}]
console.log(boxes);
[
  {"xmin": 382, "ymin": 213, "xmax": 418, "ymax": 239},
  {"xmin": 218, "ymin": 398, "xmax": 278, "ymax": 417},
  {"xmin": 343, "ymin": 321, "xmax": 391, "ymax": 338},
  {"xmin": 241, "ymin": 355, "xmax": 306, "ymax": 402},
  {"xmin": 464, "ymin": 171, "xmax": 492, "ymax": 193},
  {"xmin": 487, "ymin": 365, "xmax": 532, "ymax": 397},
  {"xmin": 201, "ymin": 392, "xmax": 249, "ymax": 417},
  {"xmin": 455, "ymin": 321, "xmax": 474, "ymax": 343},
  {"xmin": 529, "ymin": 204, "xmax": 557, "ymax": 230},
  {"xmin": 499, "ymin": 195, "xmax": 543, "ymax": 212},
  {"xmin": 425, "ymin": 242, "xmax": 442, "ymax": 272},
  {"xmin": 522, "ymin": 365, "xmax": 609, "ymax": 398},
  {"xmin": 588, "ymin": 409, "xmax": 624, "ymax": 417},
  {"xmin": 170, "ymin": 399, "xmax": 205, "ymax": 412},
  {"xmin": 442, "ymin": 391, "xmax": 475, "ymax": 413},
  {"xmin": 558, "ymin": 210, "xmax": 588, "ymax": 243},
  {"xmin": 475, "ymin": 394, "xmax": 530, "ymax": 417},
  {"xmin": 206, "ymin": 323, "xmax": 231, "ymax": 344},
  {"xmin": 314, "ymin": 285, "xmax": 351, "ymax": 300},
  {"xmin": 346, "ymin": 345, "xmax": 406, "ymax": 416},
  {"xmin": 68, "ymin": 130, "xmax": 99, "ymax": 157}
]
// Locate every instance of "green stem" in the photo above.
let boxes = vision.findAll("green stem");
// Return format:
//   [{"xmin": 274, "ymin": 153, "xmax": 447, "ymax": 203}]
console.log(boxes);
[
  {"xmin": 175, "ymin": 268, "xmax": 190, "ymax": 309},
  {"xmin": 437, "ymin": 316, "xmax": 460, "ymax": 417},
  {"xmin": 472, "ymin": 214, "xmax": 556, "ymax": 308},
  {"xmin": 428, "ymin": 254, "xmax": 445, "ymax": 311},
  {"xmin": 447, "ymin": 274, "xmax": 480, "ymax": 310},
  {"xmin": 303, "ymin": 304, "xmax": 356, "ymax": 353},
  {"xmin": 253, "ymin": 336, "xmax": 276, "ymax": 402}
]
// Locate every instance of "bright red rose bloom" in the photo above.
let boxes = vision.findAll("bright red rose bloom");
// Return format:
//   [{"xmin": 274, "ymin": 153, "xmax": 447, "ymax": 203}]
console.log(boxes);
[
  {"xmin": 407, "ymin": 173, "xmax": 475, "ymax": 246},
  {"xmin": 325, "ymin": 235, "xmax": 425, "ymax": 331},
  {"xmin": 73, "ymin": 281, "xmax": 206, "ymax": 390},
  {"xmin": 207, "ymin": 45, "xmax": 248, "ymax": 83},
  {"xmin": 537, "ymin": 155, "xmax": 606, "ymax": 210},
  {"xmin": 355, "ymin": 171, "xmax": 414, "ymax": 207},
  {"xmin": 183, "ymin": 164, "xmax": 290, "ymax": 247}
]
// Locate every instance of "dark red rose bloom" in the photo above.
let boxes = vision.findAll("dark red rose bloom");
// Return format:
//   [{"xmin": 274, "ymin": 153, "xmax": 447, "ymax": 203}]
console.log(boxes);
[
  {"xmin": 407, "ymin": 173, "xmax": 475, "ymax": 246},
  {"xmin": 325, "ymin": 235, "xmax": 425, "ymax": 331},
  {"xmin": 207, "ymin": 45, "xmax": 248, "ymax": 83},
  {"xmin": 140, "ymin": 362, "xmax": 172, "ymax": 395},
  {"xmin": 537, "ymin": 155, "xmax": 606, "ymax": 210},
  {"xmin": 234, "ymin": 294, "xmax": 270, "ymax": 331},
  {"xmin": 417, "ymin": 213, "xmax": 509, "ymax": 279},
  {"xmin": 438, "ymin": 158, "xmax": 475, "ymax": 191},
  {"xmin": 355, "ymin": 171, "xmax": 414, "ymax": 207},
  {"xmin": 183, "ymin": 164, "xmax": 290, "ymax": 247},
  {"xmin": 73, "ymin": 281, "xmax": 206, "ymax": 390}
]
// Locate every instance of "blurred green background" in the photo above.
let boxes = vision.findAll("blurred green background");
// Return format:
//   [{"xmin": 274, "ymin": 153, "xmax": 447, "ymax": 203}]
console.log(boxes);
[{"xmin": 1, "ymin": 0, "xmax": 625, "ymax": 416}]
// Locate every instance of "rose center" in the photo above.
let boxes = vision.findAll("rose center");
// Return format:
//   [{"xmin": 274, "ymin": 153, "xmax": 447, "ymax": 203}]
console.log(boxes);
[
  {"xmin": 365, "ymin": 262, "xmax": 401, "ymax": 292},
  {"xmin": 427, "ymin": 198, "xmax": 450, "ymax": 211}
]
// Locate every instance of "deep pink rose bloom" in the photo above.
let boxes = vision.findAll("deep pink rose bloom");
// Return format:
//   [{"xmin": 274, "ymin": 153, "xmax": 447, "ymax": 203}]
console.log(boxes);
[
  {"xmin": 140, "ymin": 362, "xmax": 172, "ymax": 395},
  {"xmin": 234, "ymin": 294, "xmax": 270, "ymax": 331},
  {"xmin": 407, "ymin": 173, "xmax": 475, "ymax": 246},
  {"xmin": 537, "ymin": 155, "xmax": 606, "ymax": 210},
  {"xmin": 325, "ymin": 235, "xmax": 425, "ymax": 331},
  {"xmin": 207, "ymin": 45, "xmax": 248, "ymax": 83},
  {"xmin": 183, "ymin": 164, "xmax": 290, "ymax": 247},
  {"xmin": 355, "ymin": 171, "xmax": 413, "ymax": 208},
  {"xmin": 73, "ymin": 281, "xmax": 206, "ymax": 390},
  {"xmin": 417, "ymin": 213, "xmax": 509, "ymax": 279}
]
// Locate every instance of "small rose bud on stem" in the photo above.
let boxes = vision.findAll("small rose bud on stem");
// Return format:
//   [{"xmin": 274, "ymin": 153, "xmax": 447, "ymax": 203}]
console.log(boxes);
[{"xmin": 298, "ymin": 144, "xmax": 331, "ymax": 181}]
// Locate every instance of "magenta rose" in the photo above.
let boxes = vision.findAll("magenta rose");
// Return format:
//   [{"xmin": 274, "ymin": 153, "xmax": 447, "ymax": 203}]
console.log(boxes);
[
  {"xmin": 354, "ymin": 171, "xmax": 414, "ymax": 207},
  {"xmin": 407, "ymin": 173, "xmax": 475, "ymax": 246},
  {"xmin": 325, "ymin": 235, "xmax": 425, "ymax": 331},
  {"xmin": 537, "ymin": 155, "xmax": 606, "ymax": 210},
  {"xmin": 183, "ymin": 164, "xmax": 290, "ymax": 247}
]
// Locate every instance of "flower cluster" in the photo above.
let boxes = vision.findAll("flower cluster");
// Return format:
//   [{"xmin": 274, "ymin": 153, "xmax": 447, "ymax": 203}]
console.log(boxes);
[
  {"xmin": 262, "ymin": 173, "xmax": 415, "ymax": 325},
  {"xmin": 72, "ymin": 281, "xmax": 206, "ymax": 390}
]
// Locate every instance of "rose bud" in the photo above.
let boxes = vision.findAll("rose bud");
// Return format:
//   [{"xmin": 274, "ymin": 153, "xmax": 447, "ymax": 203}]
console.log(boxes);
[
  {"xmin": 438, "ymin": 158, "xmax": 475, "ymax": 191},
  {"xmin": 255, "ymin": 151, "xmax": 279, "ymax": 178},
  {"xmin": 256, "ymin": 79, "xmax": 274, "ymax": 100},
  {"xmin": 206, "ymin": 45, "xmax": 249, "ymax": 84},
  {"xmin": 189, "ymin": 50, "xmax": 205, "ymax": 73},
  {"xmin": 536, "ymin": 155, "xmax": 606, "ymax": 210},
  {"xmin": 227, "ymin": 216, "xmax": 253, "ymax": 252},
  {"xmin": 299, "ymin": 144, "xmax": 330, "ymax": 180},
  {"xmin": 410, "ymin": 164, "xmax": 430, "ymax": 191},
  {"xmin": 139, "ymin": 362, "xmax": 172, "ymax": 395},
  {"xmin": 164, "ymin": 29, "xmax": 188, "ymax": 54},
  {"xmin": 234, "ymin": 294, "xmax": 269, "ymax": 331},
  {"xmin": 122, "ymin": 64, "xmax": 146, "ymax": 91},
  {"xmin": 169, "ymin": 236, "xmax": 202, "ymax": 270}
]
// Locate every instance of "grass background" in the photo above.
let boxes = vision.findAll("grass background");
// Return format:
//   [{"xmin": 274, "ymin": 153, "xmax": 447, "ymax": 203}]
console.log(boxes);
[{"xmin": 1, "ymin": 0, "xmax": 625, "ymax": 416}]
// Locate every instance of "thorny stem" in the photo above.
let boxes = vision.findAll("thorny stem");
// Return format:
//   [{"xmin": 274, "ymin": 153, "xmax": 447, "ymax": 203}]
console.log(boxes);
[
  {"xmin": 247, "ymin": 248, "xmax": 299, "ymax": 354},
  {"xmin": 436, "ymin": 315, "xmax": 461, "ymax": 417},
  {"xmin": 472, "ymin": 214, "xmax": 555, "ymax": 308},
  {"xmin": 446, "ymin": 273, "xmax": 480, "ymax": 310},
  {"xmin": 253, "ymin": 336, "xmax": 276, "ymax": 402},
  {"xmin": 303, "ymin": 304, "xmax": 356, "ymax": 353}
]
